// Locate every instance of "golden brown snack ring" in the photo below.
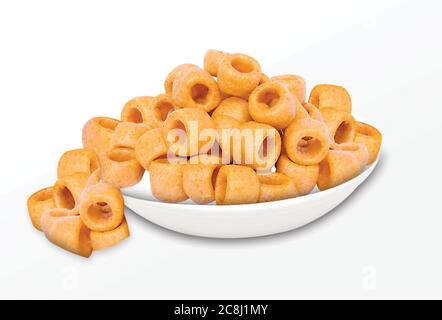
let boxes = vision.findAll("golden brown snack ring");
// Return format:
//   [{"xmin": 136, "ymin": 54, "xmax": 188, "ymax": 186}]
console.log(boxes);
[
  {"xmin": 163, "ymin": 108, "xmax": 215, "ymax": 157},
  {"xmin": 211, "ymin": 97, "xmax": 251, "ymax": 124},
  {"xmin": 284, "ymin": 118, "xmax": 331, "ymax": 166},
  {"xmin": 317, "ymin": 144, "xmax": 368, "ymax": 191},
  {"xmin": 320, "ymin": 108, "xmax": 356, "ymax": 144},
  {"xmin": 309, "ymin": 84, "xmax": 352, "ymax": 113},
  {"xmin": 82, "ymin": 117, "xmax": 120, "ymax": 156},
  {"xmin": 111, "ymin": 122, "xmax": 150, "ymax": 149},
  {"xmin": 27, "ymin": 187, "xmax": 56, "ymax": 231},
  {"xmin": 100, "ymin": 147, "xmax": 144, "ymax": 188},
  {"xmin": 271, "ymin": 74, "xmax": 306, "ymax": 103},
  {"xmin": 203, "ymin": 49, "xmax": 227, "ymax": 76},
  {"xmin": 215, "ymin": 165, "xmax": 260, "ymax": 205},
  {"xmin": 42, "ymin": 211, "xmax": 92, "ymax": 258},
  {"xmin": 57, "ymin": 149, "xmax": 99, "ymax": 179},
  {"xmin": 165, "ymin": 64, "xmax": 200, "ymax": 104},
  {"xmin": 135, "ymin": 128, "xmax": 168, "ymax": 170},
  {"xmin": 217, "ymin": 53, "xmax": 262, "ymax": 98},
  {"xmin": 143, "ymin": 94, "xmax": 176, "ymax": 128},
  {"xmin": 183, "ymin": 155, "xmax": 222, "ymax": 204},
  {"xmin": 248, "ymin": 80, "xmax": 298, "ymax": 129},
  {"xmin": 303, "ymin": 103, "xmax": 324, "ymax": 122},
  {"xmin": 276, "ymin": 153, "xmax": 319, "ymax": 196},
  {"xmin": 354, "ymin": 121, "xmax": 382, "ymax": 164},
  {"xmin": 79, "ymin": 182, "xmax": 124, "ymax": 232},
  {"xmin": 238, "ymin": 121, "xmax": 281, "ymax": 172},
  {"xmin": 172, "ymin": 66, "xmax": 221, "ymax": 112},
  {"xmin": 258, "ymin": 173, "xmax": 298, "ymax": 203},
  {"xmin": 40, "ymin": 208, "xmax": 79, "ymax": 234},
  {"xmin": 149, "ymin": 158, "xmax": 188, "ymax": 203},
  {"xmin": 90, "ymin": 218, "xmax": 130, "ymax": 251},
  {"xmin": 121, "ymin": 96, "xmax": 153, "ymax": 124},
  {"xmin": 53, "ymin": 173, "xmax": 89, "ymax": 210}
]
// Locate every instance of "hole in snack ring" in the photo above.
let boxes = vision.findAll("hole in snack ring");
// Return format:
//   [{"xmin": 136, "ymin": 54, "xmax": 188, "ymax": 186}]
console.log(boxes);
[
  {"xmin": 211, "ymin": 167, "xmax": 220, "ymax": 189},
  {"xmin": 107, "ymin": 148, "xmax": 134, "ymax": 162},
  {"xmin": 56, "ymin": 186, "xmax": 75, "ymax": 210},
  {"xmin": 155, "ymin": 101, "xmax": 174, "ymax": 122},
  {"xmin": 230, "ymin": 56, "xmax": 254, "ymax": 73},
  {"xmin": 258, "ymin": 88, "xmax": 280, "ymax": 108},
  {"xmin": 297, "ymin": 136, "xmax": 323, "ymax": 158},
  {"xmin": 335, "ymin": 121, "xmax": 353, "ymax": 143},
  {"xmin": 99, "ymin": 118, "xmax": 119, "ymax": 130},
  {"xmin": 87, "ymin": 202, "xmax": 113, "ymax": 225},
  {"xmin": 191, "ymin": 84, "xmax": 210, "ymax": 104}
]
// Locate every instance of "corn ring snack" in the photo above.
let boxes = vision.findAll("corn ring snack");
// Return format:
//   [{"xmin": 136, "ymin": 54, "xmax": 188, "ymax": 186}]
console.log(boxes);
[
  {"xmin": 90, "ymin": 218, "xmax": 130, "ymax": 251},
  {"xmin": 317, "ymin": 144, "xmax": 368, "ymax": 191},
  {"xmin": 211, "ymin": 97, "xmax": 251, "ymax": 123},
  {"xmin": 79, "ymin": 182, "xmax": 124, "ymax": 232},
  {"xmin": 135, "ymin": 128, "xmax": 168, "ymax": 170},
  {"xmin": 303, "ymin": 102, "xmax": 324, "ymax": 122},
  {"xmin": 121, "ymin": 96, "xmax": 153, "ymax": 124},
  {"xmin": 217, "ymin": 53, "xmax": 262, "ymax": 98},
  {"xmin": 183, "ymin": 155, "xmax": 222, "ymax": 204},
  {"xmin": 27, "ymin": 187, "xmax": 56, "ymax": 231},
  {"xmin": 53, "ymin": 173, "xmax": 89, "ymax": 210},
  {"xmin": 248, "ymin": 80, "xmax": 298, "ymax": 129},
  {"xmin": 111, "ymin": 122, "xmax": 150, "ymax": 149},
  {"xmin": 100, "ymin": 147, "xmax": 144, "ymax": 188},
  {"xmin": 309, "ymin": 84, "xmax": 352, "ymax": 113},
  {"xmin": 320, "ymin": 108, "xmax": 356, "ymax": 144},
  {"xmin": 276, "ymin": 153, "xmax": 319, "ymax": 196},
  {"xmin": 271, "ymin": 74, "xmax": 306, "ymax": 104},
  {"xmin": 172, "ymin": 66, "xmax": 221, "ymax": 112},
  {"xmin": 163, "ymin": 108, "xmax": 215, "ymax": 157},
  {"xmin": 354, "ymin": 122, "xmax": 382, "ymax": 164},
  {"xmin": 40, "ymin": 208, "xmax": 79, "ymax": 234},
  {"xmin": 284, "ymin": 118, "xmax": 330, "ymax": 166},
  {"xmin": 258, "ymin": 173, "xmax": 298, "ymax": 203},
  {"xmin": 42, "ymin": 211, "xmax": 92, "ymax": 258},
  {"xmin": 334, "ymin": 142, "xmax": 369, "ymax": 168},
  {"xmin": 165, "ymin": 64, "xmax": 201, "ymax": 104},
  {"xmin": 215, "ymin": 165, "xmax": 260, "ymax": 205},
  {"xmin": 142, "ymin": 94, "xmax": 176, "ymax": 128},
  {"xmin": 149, "ymin": 158, "xmax": 188, "ymax": 203},
  {"xmin": 82, "ymin": 117, "xmax": 120, "ymax": 155},
  {"xmin": 57, "ymin": 149, "xmax": 99, "ymax": 179},
  {"xmin": 204, "ymin": 49, "xmax": 227, "ymax": 76}
]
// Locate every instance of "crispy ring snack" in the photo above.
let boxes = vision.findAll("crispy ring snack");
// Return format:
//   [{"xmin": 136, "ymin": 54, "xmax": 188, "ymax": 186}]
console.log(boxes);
[
  {"xmin": 204, "ymin": 49, "xmax": 227, "ymax": 76},
  {"xmin": 121, "ymin": 96, "xmax": 153, "ymax": 124},
  {"xmin": 111, "ymin": 122, "xmax": 150, "ymax": 149},
  {"xmin": 248, "ymin": 80, "xmax": 298, "ymax": 129},
  {"xmin": 239, "ymin": 121, "xmax": 282, "ymax": 172},
  {"xmin": 40, "ymin": 208, "xmax": 79, "ymax": 233},
  {"xmin": 82, "ymin": 117, "xmax": 120, "ymax": 155},
  {"xmin": 172, "ymin": 66, "xmax": 221, "ymax": 112},
  {"xmin": 309, "ymin": 84, "xmax": 352, "ymax": 113},
  {"xmin": 284, "ymin": 118, "xmax": 331, "ymax": 166},
  {"xmin": 303, "ymin": 103, "xmax": 324, "ymax": 122},
  {"xmin": 211, "ymin": 97, "xmax": 251, "ymax": 123},
  {"xmin": 42, "ymin": 211, "xmax": 92, "ymax": 258},
  {"xmin": 142, "ymin": 94, "xmax": 176, "ymax": 128},
  {"xmin": 317, "ymin": 143, "xmax": 368, "ymax": 191},
  {"xmin": 100, "ymin": 147, "xmax": 144, "ymax": 188},
  {"xmin": 183, "ymin": 155, "xmax": 222, "ymax": 204},
  {"xmin": 258, "ymin": 173, "xmax": 298, "ymax": 203},
  {"xmin": 149, "ymin": 158, "xmax": 188, "ymax": 203},
  {"xmin": 217, "ymin": 53, "xmax": 262, "ymax": 98},
  {"xmin": 320, "ymin": 108, "xmax": 356, "ymax": 143},
  {"xmin": 215, "ymin": 165, "xmax": 260, "ymax": 205},
  {"xmin": 57, "ymin": 149, "xmax": 99, "ymax": 179},
  {"xmin": 276, "ymin": 153, "xmax": 319, "ymax": 196},
  {"xmin": 79, "ymin": 182, "xmax": 124, "ymax": 232},
  {"xmin": 163, "ymin": 108, "xmax": 215, "ymax": 157},
  {"xmin": 271, "ymin": 74, "xmax": 306, "ymax": 103},
  {"xmin": 53, "ymin": 173, "xmax": 89, "ymax": 210},
  {"xmin": 27, "ymin": 187, "xmax": 56, "ymax": 231},
  {"xmin": 90, "ymin": 218, "xmax": 130, "ymax": 251},
  {"xmin": 354, "ymin": 121, "xmax": 382, "ymax": 164},
  {"xmin": 135, "ymin": 128, "xmax": 168, "ymax": 170},
  {"xmin": 165, "ymin": 64, "xmax": 200, "ymax": 104}
]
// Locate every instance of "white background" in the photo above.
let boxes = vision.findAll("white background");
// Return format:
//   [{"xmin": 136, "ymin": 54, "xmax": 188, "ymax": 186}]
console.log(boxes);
[{"xmin": 1, "ymin": 0, "xmax": 441, "ymax": 299}]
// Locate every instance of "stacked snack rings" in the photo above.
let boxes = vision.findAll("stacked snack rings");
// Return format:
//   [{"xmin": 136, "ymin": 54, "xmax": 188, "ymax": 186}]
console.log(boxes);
[
  {"xmin": 135, "ymin": 128, "xmax": 168, "ymax": 170},
  {"xmin": 211, "ymin": 97, "xmax": 251, "ymax": 123},
  {"xmin": 320, "ymin": 108, "xmax": 356, "ymax": 144},
  {"xmin": 309, "ymin": 84, "xmax": 352, "ymax": 113},
  {"xmin": 217, "ymin": 53, "xmax": 262, "ymax": 98},
  {"xmin": 163, "ymin": 108, "xmax": 215, "ymax": 157},
  {"xmin": 354, "ymin": 122, "xmax": 382, "ymax": 164},
  {"xmin": 248, "ymin": 80, "xmax": 298, "ymax": 129},
  {"xmin": 142, "ymin": 94, "xmax": 176, "ymax": 128},
  {"xmin": 284, "ymin": 118, "xmax": 331, "ymax": 166},
  {"xmin": 215, "ymin": 165, "xmax": 260, "ymax": 205},
  {"xmin": 257, "ymin": 173, "xmax": 298, "ymax": 203},
  {"xmin": 276, "ymin": 153, "xmax": 319, "ymax": 196},
  {"xmin": 271, "ymin": 75, "xmax": 306, "ymax": 104},
  {"xmin": 53, "ymin": 173, "xmax": 89, "ymax": 209},
  {"xmin": 121, "ymin": 96, "xmax": 153, "ymax": 124},
  {"xmin": 204, "ymin": 49, "xmax": 227, "ymax": 76},
  {"xmin": 149, "ymin": 158, "xmax": 188, "ymax": 203},
  {"xmin": 165, "ymin": 64, "xmax": 199, "ymax": 102},
  {"xmin": 82, "ymin": 117, "xmax": 120, "ymax": 155}
]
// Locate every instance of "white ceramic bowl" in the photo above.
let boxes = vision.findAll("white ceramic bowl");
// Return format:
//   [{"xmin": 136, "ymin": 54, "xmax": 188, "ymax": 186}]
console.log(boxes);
[{"xmin": 123, "ymin": 156, "xmax": 380, "ymax": 238}]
